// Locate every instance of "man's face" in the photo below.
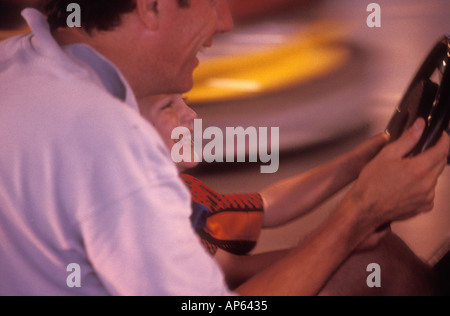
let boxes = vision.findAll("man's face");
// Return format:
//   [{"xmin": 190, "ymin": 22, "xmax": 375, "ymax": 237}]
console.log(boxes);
[{"xmin": 154, "ymin": 0, "xmax": 233, "ymax": 94}]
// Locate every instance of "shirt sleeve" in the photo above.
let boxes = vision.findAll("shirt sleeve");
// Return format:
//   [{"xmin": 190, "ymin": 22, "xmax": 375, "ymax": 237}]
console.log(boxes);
[
  {"xmin": 80, "ymin": 179, "xmax": 234, "ymax": 296},
  {"xmin": 181, "ymin": 174, "xmax": 265, "ymax": 256},
  {"xmin": 73, "ymin": 115, "xmax": 234, "ymax": 296}
]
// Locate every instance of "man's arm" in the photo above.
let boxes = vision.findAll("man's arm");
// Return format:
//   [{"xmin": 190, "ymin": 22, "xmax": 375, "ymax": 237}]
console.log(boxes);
[
  {"xmin": 235, "ymin": 119, "xmax": 450, "ymax": 296},
  {"xmin": 260, "ymin": 134, "xmax": 388, "ymax": 228},
  {"xmin": 235, "ymin": 195, "xmax": 367, "ymax": 296}
]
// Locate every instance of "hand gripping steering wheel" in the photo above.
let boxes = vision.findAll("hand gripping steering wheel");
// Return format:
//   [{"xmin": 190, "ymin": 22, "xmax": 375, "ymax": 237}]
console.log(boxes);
[{"xmin": 386, "ymin": 35, "xmax": 450, "ymax": 161}]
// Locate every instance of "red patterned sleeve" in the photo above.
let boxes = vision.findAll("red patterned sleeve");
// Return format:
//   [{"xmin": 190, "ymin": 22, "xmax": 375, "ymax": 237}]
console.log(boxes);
[{"xmin": 180, "ymin": 174, "xmax": 265, "ymax": 256}]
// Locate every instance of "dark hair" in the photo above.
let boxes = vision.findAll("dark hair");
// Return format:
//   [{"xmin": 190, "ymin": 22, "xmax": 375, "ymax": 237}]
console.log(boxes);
[{"xmin": 44, "ymin": 0, "xmax": 191, "ymax": 33}]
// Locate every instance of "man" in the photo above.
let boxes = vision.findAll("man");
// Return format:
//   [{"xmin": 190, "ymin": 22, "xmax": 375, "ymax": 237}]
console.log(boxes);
[
  {"xmin": 0, "ymin": 0, "xmax": 448, "ymax": 296},
  {"xmin": 0, "ymin": 0, "xmax": 234, "ymax": 296}
]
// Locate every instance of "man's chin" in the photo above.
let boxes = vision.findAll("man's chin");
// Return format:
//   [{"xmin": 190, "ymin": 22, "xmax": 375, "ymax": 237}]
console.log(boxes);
[{"xmin": 175, "ymin": 78, "xmax": 194, "ymax": 95}]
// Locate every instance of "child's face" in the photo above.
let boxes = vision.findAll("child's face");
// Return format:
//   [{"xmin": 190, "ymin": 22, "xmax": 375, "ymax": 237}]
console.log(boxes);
[{"xmin": 139, "ymin": 94, "xmax": 199, "ymax": 171}]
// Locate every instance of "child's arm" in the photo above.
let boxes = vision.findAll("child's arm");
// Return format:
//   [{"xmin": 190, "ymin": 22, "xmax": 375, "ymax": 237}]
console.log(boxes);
[{"xmin": 260, "ymin": 133, "xmax": 389, "ymax": 228}]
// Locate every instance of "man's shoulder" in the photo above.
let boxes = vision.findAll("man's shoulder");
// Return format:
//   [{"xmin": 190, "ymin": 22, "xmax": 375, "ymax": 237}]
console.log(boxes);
[
  {"xmin": 0, "ymin": 32, "xmax": 28, "ymax": 56},
  {"xmin": 0, "ymin": 40, "xmax": 174, "ymax": 180}
]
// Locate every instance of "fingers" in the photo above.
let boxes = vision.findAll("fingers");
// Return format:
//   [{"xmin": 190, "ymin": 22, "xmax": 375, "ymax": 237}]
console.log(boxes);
[
  {"xmin": 430, "ymin": 151, "xmax": 448, "ymax": 180},
  {"xmin": 410, "ymin": 134, "xmax": 449, "ymax": 213},
  {"xmin": 413, "ymin": 131, "xmax": 450, "ymax": 175},
  {"xmin": 384, "ymin": 119, "xmax": 449, "ymax": 179},
  {"xmin": 353, "ymin": 133, "xmax": 390, "ymax": 162},
  {"xmin": 399, "ymin": 133, "xmax": 449, "ymax": 216},
  {"xmin": 384, "ymin": 118, "xmax": 426, "ymax": 159},
  {"xmin": 366, "ymin": 133, "xmax": 390, "ymax": 154},
  {"xmin": 370, "ymin": 132, "xmax": 391, "ymax": 148},
  {"xmin": 350, "ymin": 121, "xmax": 448, "ymax": 235},
  {"xmin": 357, "ymin": 226, "xmax": 392, "ymax": 252}
]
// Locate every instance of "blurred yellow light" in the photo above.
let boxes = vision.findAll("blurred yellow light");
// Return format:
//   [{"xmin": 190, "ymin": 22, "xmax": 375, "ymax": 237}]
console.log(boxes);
[{"xmin": 186, "ymin": 22, "xmax": 352, "ymax": 104}]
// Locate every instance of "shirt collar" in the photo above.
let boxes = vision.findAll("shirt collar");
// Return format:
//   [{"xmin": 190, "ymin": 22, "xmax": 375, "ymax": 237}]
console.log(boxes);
[{"xmin": 21, "ymin": 8, "xmax": 139, "ymax": 111}]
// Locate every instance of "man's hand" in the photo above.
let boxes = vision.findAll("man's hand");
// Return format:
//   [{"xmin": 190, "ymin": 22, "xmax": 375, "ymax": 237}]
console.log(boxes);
[
  {"xmin": 348, "ymin": 118, "xmax": 450, "ymax": 235},
  {"xmin": 236, "ymin": 119, "xmax": 449, "ymax": 296},
  {"xmin": 341, "ymin": 132, "xmax": 390, "ymax": 181}
]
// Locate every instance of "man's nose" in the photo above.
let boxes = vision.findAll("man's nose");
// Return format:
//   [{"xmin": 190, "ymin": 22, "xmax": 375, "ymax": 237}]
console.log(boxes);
[{"xmin": 216, "ymin": 0, "xmax": 234, "ymax": 34}]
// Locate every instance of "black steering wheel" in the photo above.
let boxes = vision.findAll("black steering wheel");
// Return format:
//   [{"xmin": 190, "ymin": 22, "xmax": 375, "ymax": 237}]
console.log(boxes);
[{"xmin": 386, "ymin": 35, "xmax": 450, "ymax": 161}]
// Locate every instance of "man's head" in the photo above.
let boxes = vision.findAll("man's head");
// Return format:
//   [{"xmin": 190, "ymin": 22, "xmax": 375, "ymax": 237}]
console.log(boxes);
[
  {"xmin": 44, "ymin": 0, "xmax": 190, "ymax": 34},
  {"xmin": 46, "ymin": 0, "xmax": 234, "ymax": 98}
]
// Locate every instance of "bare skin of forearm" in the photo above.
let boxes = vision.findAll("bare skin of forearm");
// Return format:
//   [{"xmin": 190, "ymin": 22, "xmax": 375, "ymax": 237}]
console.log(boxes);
[
  {"xmin": 235, "ymin": 196, "xmax": 368, "ymax": 296},
  {"xmin": 261, "ymin": 134, "xmax": 388, "ymax": 228},
  {"xmin": 234, "ymin": 122, "xmax": 449, "ymax": 296},
  {"xmin": 215, "ymin": 249, "xmax": 290, "ymax": 290}
]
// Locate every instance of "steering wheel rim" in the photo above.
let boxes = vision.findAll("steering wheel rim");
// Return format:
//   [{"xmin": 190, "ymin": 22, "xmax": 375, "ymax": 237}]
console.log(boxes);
[{"xmin": 386, "ymin": 35, "xmax": 450, "ymax": 160}]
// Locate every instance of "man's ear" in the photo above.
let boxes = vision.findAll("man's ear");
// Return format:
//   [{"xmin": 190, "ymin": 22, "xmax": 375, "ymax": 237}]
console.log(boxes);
[{"xmin": 136, "ymin": 0, "xmax": 159, "ymax": 30}]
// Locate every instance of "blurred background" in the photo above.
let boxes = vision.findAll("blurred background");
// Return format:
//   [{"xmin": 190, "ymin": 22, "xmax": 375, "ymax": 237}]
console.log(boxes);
[
  {"xmin": 0, "ymin": 0, "xmax": 42, "ymax": 30},
  {"xmin": 186, "ymin": 0, "xmax": 450, "ymax": 264},
  {"xmin": 1, "ymin": 0, "xmax": 450, "ymax": 264}
]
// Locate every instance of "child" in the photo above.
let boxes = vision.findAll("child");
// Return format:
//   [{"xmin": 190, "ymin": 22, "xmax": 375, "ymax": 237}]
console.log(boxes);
[
  {"xmin": 138, "ymin": 94, "xmax": 400, "ymax": 289},
  {"xmin": 139, "ymin": 94, "xmax": 265, "ymax": 257}
]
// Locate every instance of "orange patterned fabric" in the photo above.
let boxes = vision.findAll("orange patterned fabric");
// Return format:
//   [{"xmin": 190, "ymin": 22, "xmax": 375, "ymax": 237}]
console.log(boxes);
[{"xmin": 181, "ymin": 174, "xmax": 264, "ymax": 256}]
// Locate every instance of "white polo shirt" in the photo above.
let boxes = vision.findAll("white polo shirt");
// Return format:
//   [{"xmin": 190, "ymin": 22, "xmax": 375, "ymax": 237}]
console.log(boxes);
[{"xmin": 0, "ymin": 8, "xmax": 233, "ymax": 296}]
